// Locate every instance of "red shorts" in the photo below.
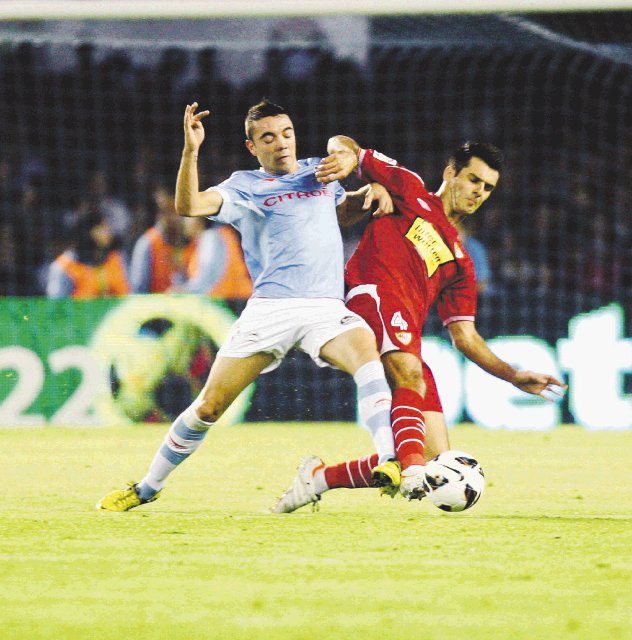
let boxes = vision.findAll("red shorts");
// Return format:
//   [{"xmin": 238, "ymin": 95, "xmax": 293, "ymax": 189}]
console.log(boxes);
[
  {"xmin": 346, "ymin": 285, "xmax": 443, "ymax": 413},
  {"xmin": 346, "ymin": 284, "xmax": 423, "ymax": 356}
]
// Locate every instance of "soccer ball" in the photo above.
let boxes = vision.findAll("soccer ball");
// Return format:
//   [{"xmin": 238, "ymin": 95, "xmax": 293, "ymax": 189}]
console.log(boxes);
[{"xmin": 422, "ymin": 450, "xmax": 485, "ymax": 512}]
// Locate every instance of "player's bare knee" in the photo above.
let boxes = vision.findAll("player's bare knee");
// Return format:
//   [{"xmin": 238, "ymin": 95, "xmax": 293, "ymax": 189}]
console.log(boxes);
[
  {"xmin": 196, "ymin": 402, "xmax": 224, "ymax": 423},
  {"xmin": 383, "ymin": 352, "xmax": 425, "ymax": 395},
  {"xmin": 194, "ymin": 390, "xmax": 230, "ymax": 423},
  {"xmin": 402, "ymin": 375, "xmax": 426, "ymax": 397},
  {"xmin": 390, "ymin": 367, "xmax": 425, "ymax": 396}
]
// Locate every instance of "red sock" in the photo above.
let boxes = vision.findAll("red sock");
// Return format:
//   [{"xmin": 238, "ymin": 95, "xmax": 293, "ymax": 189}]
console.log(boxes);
[
  {"xmin": 391, "ymin": 387, "xmax": 426, "ymax": 469},
  {"xmin": 324, "ymin": 454, "xmax": 379, "ymax": 489}
]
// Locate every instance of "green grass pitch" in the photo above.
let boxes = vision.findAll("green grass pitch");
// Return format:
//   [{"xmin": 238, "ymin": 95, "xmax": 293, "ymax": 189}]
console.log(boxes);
[{"xmin": 1, "ymin": 422, "xmax": 631, "ymax": 640}]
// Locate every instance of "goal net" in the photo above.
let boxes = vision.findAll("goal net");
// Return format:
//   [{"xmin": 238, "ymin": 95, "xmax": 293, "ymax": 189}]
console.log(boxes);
[{"xmin": 0, "ymin": 9, "xmax": 630, "ymax": 423}]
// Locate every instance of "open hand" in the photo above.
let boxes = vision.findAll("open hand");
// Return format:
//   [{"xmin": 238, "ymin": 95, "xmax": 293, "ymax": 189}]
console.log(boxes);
[
  {"xmin": 512, "ymin": 371, "xmax": 567, "ymax": 401},
  {"xmin": 183, "ymin": 102, "xmax": 210, "ymax": 153},
  {"xmin": 315, "ymin": 150, "xmax": 358, "ymax": 183},
  {"xmin": 366, "ymin": 182, "xmax": 394, "ymax": 217}
]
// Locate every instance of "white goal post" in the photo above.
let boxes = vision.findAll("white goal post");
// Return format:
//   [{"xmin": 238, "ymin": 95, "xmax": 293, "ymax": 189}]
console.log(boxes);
[{"xmin": 1, "ymin": 0, "xmax": 632, "ymax": 19}]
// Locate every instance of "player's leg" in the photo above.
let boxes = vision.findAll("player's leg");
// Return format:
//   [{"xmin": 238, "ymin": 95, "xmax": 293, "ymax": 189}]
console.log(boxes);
[
  {"xmin": 316, "ymin": 380, "xmax": 447, "ymax": 499},
  {"xmin": 423, "ymin": 411, "xmax": 450, "ymax": 460},
  {"xmin": 273, "ymin": 453, "xmax": 382, "ymax": 513},
  {"xmin": 97, "ymin": 352, "xmax": 273, "ymax": 511},
  {"xmin": 273, "ymin": 361, "xmax": 447, "ymax": 512},
  {"xmin": 385, "ymin": 355, "xmax": 457, "ymax": 498},
  {"xmin": 382, "ymin": 350, "xmax": 428, "ymax": 469},
  {"xmin": 343, "ymin": 288, "xmax": 429, "ymax": 496},
  {"xmin": 418, "ymin": 362, "xmax": 449, "ymax": 460},
  {"xmin": 97, "ymin": 298, "xmax": 295, "ymax": 512},
  {"xmin": 273, "ymin": 412, "xmax": 447, "ymax": 514},
  {"xmin": 342, "ymin": 286, "xmax": 428, "ymax": 477},
  {"xmin": 137, "ymin": 352, "xmax": 274, "ymax": 494},
  {"xmin": 322, "ymin": 404, "xmax": 449, "ymax": 496},
  {"xmin": 318, "ymin": 325, "xmax": 395, "ymax": 465},
  {"xmin": 273, "ymin": 413, "xmax": 448, "ymax": 513}
]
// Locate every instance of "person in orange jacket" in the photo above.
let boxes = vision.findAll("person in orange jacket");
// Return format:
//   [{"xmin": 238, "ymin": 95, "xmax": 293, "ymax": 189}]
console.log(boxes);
[
  {"xmin": 46, "ymin": 212, "xmax": 129, "ymax": 299},
  {"xmin": 176, "ymin": 216, "xmax": 252, "ymax": 299},
  {"xmin": 129, "ymin": 185, "xmax": 190, "ymax": 293}
]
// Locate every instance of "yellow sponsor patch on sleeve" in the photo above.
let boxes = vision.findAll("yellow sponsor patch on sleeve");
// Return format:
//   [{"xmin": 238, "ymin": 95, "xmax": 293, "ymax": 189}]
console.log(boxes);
[{"xmin": 404, "ymin": 218, "xmax": 455, "ymax": 277}]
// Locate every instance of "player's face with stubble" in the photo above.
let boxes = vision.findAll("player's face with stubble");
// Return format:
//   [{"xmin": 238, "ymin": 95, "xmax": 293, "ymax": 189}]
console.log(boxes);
[
  {"xmin": 245, "ymin": 114, "xmax": 299, "ymax": 175},
  {"xmin": 446, "ymin": 157, "xmax": 499, "ymax": 216}
]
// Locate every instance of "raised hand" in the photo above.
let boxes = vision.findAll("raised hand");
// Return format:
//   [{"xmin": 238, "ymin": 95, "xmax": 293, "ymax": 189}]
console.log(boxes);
[{"xmin": 183, "ymin": 102, "xmax": 210, "ymax": 154}]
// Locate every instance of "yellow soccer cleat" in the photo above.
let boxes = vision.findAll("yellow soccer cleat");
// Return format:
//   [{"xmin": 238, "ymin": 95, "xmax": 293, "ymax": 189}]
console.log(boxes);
[
  {"xmin": 96, "ymin": 482, "xmax": 161, "ymax": 512},
  {"xmin": 371, "ymin": 460, "xmax": 402, "ymax": 498}
]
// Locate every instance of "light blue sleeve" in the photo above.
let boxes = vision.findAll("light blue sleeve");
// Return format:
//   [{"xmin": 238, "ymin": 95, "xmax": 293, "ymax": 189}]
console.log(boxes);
[
  {"xmin": 207, "ymin": 171, "xmax": 263, "ymax": 225},
  {"xmin": 129, "ymin": 234, "xmax": 152, "ymax": 293}
]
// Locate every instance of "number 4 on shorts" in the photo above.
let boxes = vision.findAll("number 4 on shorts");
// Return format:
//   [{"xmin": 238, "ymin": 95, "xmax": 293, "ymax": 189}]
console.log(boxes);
[{"xmin": 391, "ymin": 311, "xmax": 408, "ymax": 330}]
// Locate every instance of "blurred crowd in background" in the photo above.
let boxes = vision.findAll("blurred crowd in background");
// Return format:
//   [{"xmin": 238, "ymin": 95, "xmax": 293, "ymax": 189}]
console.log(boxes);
[{"xmin": 1, "ymin": 13, "xmax": 631, "ymax": 341}]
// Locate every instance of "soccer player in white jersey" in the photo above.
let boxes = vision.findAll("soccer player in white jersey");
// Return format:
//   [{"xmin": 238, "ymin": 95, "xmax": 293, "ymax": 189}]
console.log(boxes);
[{"xmin": 96, "ymin": 99, "xmax": 399, "ymax": 511}]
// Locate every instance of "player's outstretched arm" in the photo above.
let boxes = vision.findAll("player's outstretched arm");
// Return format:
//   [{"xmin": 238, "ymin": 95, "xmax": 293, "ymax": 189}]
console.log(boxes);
[
  {"xmin": 447, "ymin": 320, "xmax": 567, "ymax": 400},
  {"xmin": 175, "ymin": 102, "xmax": 224, "ymax": 217},
  {"xmin": 316, "ymin": 135, "xmax": 361, "ymax": 183}
]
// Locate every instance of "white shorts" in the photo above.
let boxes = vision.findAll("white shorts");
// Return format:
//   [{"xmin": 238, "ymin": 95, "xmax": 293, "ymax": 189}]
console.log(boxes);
[{"xmin": 217, "ymin": 297, "xmax": 371, "ymax": 373}]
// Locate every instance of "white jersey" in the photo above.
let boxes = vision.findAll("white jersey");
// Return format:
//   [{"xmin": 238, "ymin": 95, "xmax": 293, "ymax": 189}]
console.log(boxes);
[{"xmin": 209, "ymin": 158, "xmax": 347, "ymax": 299}]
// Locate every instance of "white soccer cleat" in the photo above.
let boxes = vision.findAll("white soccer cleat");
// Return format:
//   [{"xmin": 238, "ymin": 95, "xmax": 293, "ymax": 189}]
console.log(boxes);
[
  {"xmin": 272, "ymin": 456, "xmax": 324, "ymax": 513},
  {"xmin": 399, "ymin": 464, "xmax": 427, "ymax": 501}
]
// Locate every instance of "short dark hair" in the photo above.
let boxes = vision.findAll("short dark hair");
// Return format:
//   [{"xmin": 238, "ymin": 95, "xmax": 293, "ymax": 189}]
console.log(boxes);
[
  {"xmin": 450, "ymin": 142, "xmax": 504, "ymax": 175},
  {"xmin": 245, "ymin": 98, "xmax": 288, "ymax": 140}
]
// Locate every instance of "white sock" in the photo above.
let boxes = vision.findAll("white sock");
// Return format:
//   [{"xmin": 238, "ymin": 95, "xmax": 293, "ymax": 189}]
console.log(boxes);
[
  {"xmin": 137, "ymin": 405, "xmax": 213, "ymax": 500},
  {"xmin": 354, "ymin": 360, "xmax": 395, "ymax": 464}
]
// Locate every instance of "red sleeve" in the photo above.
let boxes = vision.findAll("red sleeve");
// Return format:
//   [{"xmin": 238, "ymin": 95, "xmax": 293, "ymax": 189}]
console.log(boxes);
[
  {"xmin": 436, "ymin": 269, "xmax": 477, "ymax": 326},
  {"xmin": 358, "ymin": 149, "xmax": 427, "ymax": 199}
]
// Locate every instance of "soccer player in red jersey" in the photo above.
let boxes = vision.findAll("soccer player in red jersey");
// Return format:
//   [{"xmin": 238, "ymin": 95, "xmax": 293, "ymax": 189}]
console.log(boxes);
[{"xmin": 273, "ymin": 137, "xmax": 566, "ymax": 512}]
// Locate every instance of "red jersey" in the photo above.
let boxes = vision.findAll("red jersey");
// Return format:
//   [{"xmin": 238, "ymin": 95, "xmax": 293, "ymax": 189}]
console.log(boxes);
[{"xmin": 345, "ymin": 149, "xmax": 477, "ymax": 327}]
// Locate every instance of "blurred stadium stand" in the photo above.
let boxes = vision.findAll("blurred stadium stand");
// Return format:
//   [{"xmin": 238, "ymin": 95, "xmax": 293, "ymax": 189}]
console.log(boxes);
[{"xmin": 1, "ymin": 11, "xmax": 631, "ymax": 421}]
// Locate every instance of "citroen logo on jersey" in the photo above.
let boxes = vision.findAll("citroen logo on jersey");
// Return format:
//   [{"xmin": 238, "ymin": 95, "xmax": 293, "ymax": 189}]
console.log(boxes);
[
  {"xmin": 263, "ymin": 187, "xmax": 333, "ymax": 207},
  {"xmin": 417, "ymin": 197, "xmax": 432, "ymax": 212}
]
